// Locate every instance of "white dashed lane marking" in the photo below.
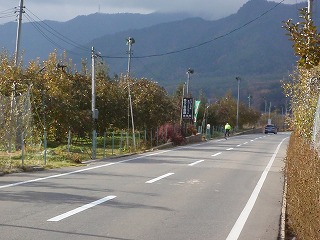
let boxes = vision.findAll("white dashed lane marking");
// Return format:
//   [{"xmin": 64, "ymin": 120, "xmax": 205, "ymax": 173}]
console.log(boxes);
[{"xmin": 212, "ymin": 152, "xmax": 222, "ymax": 157}]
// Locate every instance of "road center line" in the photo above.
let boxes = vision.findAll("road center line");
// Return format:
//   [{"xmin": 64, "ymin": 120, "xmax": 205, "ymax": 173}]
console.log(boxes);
[
  {"xmin": 188, "ymin": 160, "xmax": 204, "ymax": 166},
  {"xmin": 145, "ymin": 173, "xmax": 174, "ymax": 184},
  {"xmin": 212, "ymin": 152, "xmax": 222, "ymax": 157},
  {"xmin": 226, "ymin": 137, "xmax": 288, "ymax": 240},
  {"xmin": 47, "ymin": 195, "xmax": 117, "ymax": 222}
]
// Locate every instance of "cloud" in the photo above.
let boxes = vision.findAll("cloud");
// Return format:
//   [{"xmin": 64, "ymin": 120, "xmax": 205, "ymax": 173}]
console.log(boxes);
[{"xmin": 0, "ymin": 0, "xmax": 307, "ymax": 24}]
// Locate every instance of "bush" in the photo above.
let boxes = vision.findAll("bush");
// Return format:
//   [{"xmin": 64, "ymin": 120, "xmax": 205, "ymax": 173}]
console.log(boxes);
[
  {"xmin": 285, "ymin": 132, "xmax": 320, "ymax": 239},
  {"xmin": 157, "ymin": 123, "xmax": 185, "ymax": 145}
]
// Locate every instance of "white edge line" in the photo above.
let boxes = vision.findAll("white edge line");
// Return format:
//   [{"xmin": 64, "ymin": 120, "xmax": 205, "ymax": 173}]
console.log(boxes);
[
  {"xmin": 226, "ymin": 137, "xmax": 288, "ymax": 240},
  {"xmin": 0, "ymin": 149, "xmax": 174, "ymax": 190},
  {"xmin": 212, "ymin": 152, "xmax": 222, "ymax": 157},
  {"xmin": 145, "ymin": 173, "xmax": 174, "ymax": 184},
  {"xmin": 47, "ymin": 195, "xmax": 117, "ymax": 222},
  {"xmin": 189, "ymin": 160, "xmax": 204, "ymax": 166}
]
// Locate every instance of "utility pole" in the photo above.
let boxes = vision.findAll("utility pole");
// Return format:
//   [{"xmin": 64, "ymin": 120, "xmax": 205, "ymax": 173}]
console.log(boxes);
[
  {"xmin": 235, "ymin": 76, "xmax": 241, "ymax": 131},
  {"xmin": 15, "ymin": 0, "xmax": 24, "ymax": 66},
  {"xmin": 308, "ymin": 0, "xmax": 314, "ymax": 20},
  {"xmin": 91, "ymin": 47, "xmax": 97, "ymax": 159},
  {"xmin": 180, "ymin": 82, "xmax": 186, "ymax": 125},
  {"xmin": 127, "ymin": 37, "xmax": 136, "ymax": 150}
]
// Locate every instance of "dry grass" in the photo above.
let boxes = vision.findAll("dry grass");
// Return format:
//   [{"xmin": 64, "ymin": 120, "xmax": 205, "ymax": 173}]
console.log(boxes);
[{"xmin": 285, "ymin": 132, "xmax": 320, "ymax": 239}]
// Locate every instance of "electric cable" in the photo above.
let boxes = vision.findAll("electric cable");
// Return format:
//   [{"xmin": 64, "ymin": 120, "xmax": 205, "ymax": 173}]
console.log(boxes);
[
  {"xmin": 101, "ymin": 0, "xmax": 286, "ymax": 59},
  {"xmin": 24, "ymin": 12, "xmax": 88, "ymax": 57},
  {"xmin": 0, "ymin": 7, "xmax": 16, "ymax": 19},
  {"xmin": 24, "ymin": 8, "xmax": 90, "ymax": 52},
  {"xmin": 24, "ymin": 13, "xmax": 67, "ymax": 52}
]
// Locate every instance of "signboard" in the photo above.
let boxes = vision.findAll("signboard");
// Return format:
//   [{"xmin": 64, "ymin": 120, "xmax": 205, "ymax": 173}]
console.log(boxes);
[
  {"xmin": 194, "ymin": 100, "xmax": 201, "ymax": 122},
  {"xmin": 182, "ymin": 97, "xmax": 194, "ymax": 120}
]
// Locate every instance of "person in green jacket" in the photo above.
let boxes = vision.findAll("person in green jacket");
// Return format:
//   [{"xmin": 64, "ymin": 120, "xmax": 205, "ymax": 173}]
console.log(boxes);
[{"xmin": 224, "ymin": 123, "xmax": 231, "ymax": 138}]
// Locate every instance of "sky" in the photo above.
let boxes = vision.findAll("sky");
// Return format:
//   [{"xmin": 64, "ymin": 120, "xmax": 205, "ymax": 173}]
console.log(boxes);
[{"xmin": 0, "ymin": 0, "xmax": 307, "ymax": 25}]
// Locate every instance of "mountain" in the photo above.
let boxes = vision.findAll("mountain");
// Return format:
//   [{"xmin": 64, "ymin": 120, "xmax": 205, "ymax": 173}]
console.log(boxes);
[
  {"xmin": 0, "ymin": 0, "xmax": 311, "ymax": 110},
  {"xmin": 0, "ymin": 12, "xmax": 191, "ymax": 63},
  {"xmin": 72, "ymin": 0, "xmax": 307, "ymax": 109}
]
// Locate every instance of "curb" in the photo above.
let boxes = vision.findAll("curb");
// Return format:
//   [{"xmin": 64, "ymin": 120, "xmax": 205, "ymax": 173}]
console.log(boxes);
[{"xmin": 280, "ymin": 178, "xmax": 287, "ymax": 240}]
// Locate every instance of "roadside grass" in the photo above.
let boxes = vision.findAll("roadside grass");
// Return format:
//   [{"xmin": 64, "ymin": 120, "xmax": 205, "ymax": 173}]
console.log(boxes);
[
  {"xmin": 285, "ymin": 132, "xmax": 320, "ymax": 240},
  {"xmin": 0, "ymin": 130, "xmax": 229, "ymax": 174},
  {"xmin": 0, "ymin": 138, "xmax": 144, "ymax": 174}
]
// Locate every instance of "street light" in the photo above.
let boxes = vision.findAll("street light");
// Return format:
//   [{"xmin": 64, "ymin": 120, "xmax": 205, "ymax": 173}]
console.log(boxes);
[
  {"xmin": 263, "ymin": 97, "xmax": 267, "ymax": 114},
  {"xmin": 180, "ymin": 82, "xmax": 186, "ymax": 125},
  {"xmin": 235, "ymin": 76, "xmax": 241, "ymax": 131},
  {"xmin": 186, "ymin": 68, "xmax": 194, "ymax": 97},
  {"xmin": 126, "ymin": 37, "xmax": 136, "ymax": 150},
  {"xmin": 248, "ymin": 94, "xmax": 252, "ymax": 108}
]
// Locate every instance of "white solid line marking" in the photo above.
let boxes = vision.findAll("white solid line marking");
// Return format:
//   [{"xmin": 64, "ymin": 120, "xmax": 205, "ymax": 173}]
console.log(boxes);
[
  {"xmin": 226, "ymin": 137, "xmax": 288, "ymax": 240},
  {"xmin": 47, "ymin": 195, "xmax": 116, "ymax": 222},
  {"xmin": 226, "ymin": 148, "xmax": 234, "ymax": 151},
  {"xmin": 0, "ymin": 149, "xmax": 174, "ymax": 190},
  {"xmin": 189, "ymin": 160, "xmax": 204, "ymax": 166},
  {"xmin": 212, "ymin": 152, "xmax": 222, "ymax": 157},
  {"xmin": 146, "ymin": 173, "xmax": 174, "ymax": 184}
]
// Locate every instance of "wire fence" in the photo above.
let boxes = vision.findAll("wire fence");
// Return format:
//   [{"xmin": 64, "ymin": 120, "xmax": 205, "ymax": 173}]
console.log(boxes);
[{"xmin": 0, "ymin": 89, "xmax": 226, "ymax": 172}]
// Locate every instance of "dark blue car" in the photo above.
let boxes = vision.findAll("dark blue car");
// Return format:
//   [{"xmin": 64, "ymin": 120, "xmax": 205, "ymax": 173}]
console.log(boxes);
[{"xmin": 264, "ymin": 124, "xmax": 277, "ymax": 134}]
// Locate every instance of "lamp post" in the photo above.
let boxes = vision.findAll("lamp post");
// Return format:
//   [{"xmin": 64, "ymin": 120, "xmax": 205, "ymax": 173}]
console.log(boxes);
[
  {"xmin": 235, "ymin": 76, "xmax": 241, "ymax": 131},
  {"xmin": 263, "ymin": 97, "xmax": 267, "ymax": 114},
  {"xmin": 180, "ymin": 82, "xmax": 186, "ymax": 125},
  {"xmin": 126, "ymin": 37, "xmax": 136, "ymax": 150},
  {"xmin": 186, "ymin": 68, "xmax": 194, "ymax": 97},
  {"xmin": 269, "ymin": 101, "xmax": 272, "ymax": 119},
  {"xmin": 91, "ymin": 47, "xmax": 98, "ymax": 159}
]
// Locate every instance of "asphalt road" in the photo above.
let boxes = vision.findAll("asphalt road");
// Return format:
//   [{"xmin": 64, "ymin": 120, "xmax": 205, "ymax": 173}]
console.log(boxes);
[{"xmin": 0, "ymin": 132, "xmax": 290, "ymax": 240}]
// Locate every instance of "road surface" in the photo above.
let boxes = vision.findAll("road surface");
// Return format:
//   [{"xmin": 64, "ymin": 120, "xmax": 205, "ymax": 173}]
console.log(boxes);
[{"xmin": 0, "ymin": 133, "xmax": 289, "ymax": 240}]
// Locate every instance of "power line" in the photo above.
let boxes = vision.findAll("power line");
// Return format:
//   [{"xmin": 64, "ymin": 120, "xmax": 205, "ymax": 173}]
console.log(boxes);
[
  {"xmin": 0, "ymin": 8, "xmax": 16, "ymax": 19},
  {"xmin": 23, "ymin": 12, "xmax": 90, "ymax": 58},
  {"xmin": 101, "ymin": 0, "xmax": 286, "ymax": 60},
  {"xmin": 24, "ymin": 13, "xmax": 67, "ymax": 52},
  {"xmin": 24, "ymin": 13, "xmax": 87, "ymax": 58},
  {"xmin": 24, "ymin": 8, "xmax": 90, "ymax": 53}
]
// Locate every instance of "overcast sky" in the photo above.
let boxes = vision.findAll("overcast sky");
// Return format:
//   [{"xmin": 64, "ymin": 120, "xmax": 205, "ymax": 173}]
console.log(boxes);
[{"xmin": 0, "ymin": 0, "xmax": 306, "ymax": 25}]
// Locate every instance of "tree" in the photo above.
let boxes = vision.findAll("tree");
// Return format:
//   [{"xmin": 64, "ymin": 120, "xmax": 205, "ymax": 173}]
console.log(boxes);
[
  {"xmin": 283, "ymin": 7, "xmax": 320, "ymax": 139},
  {"xmin": 283, "ymin": 8, "xmax": 320, "ymax": 69},
  {"xmin": 131, "ymin": 78, "xmax": 177, "ymax": 130},
  {"xmin": 206, "ymin": 91, "xmax": 260, "ymax": 129}
]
